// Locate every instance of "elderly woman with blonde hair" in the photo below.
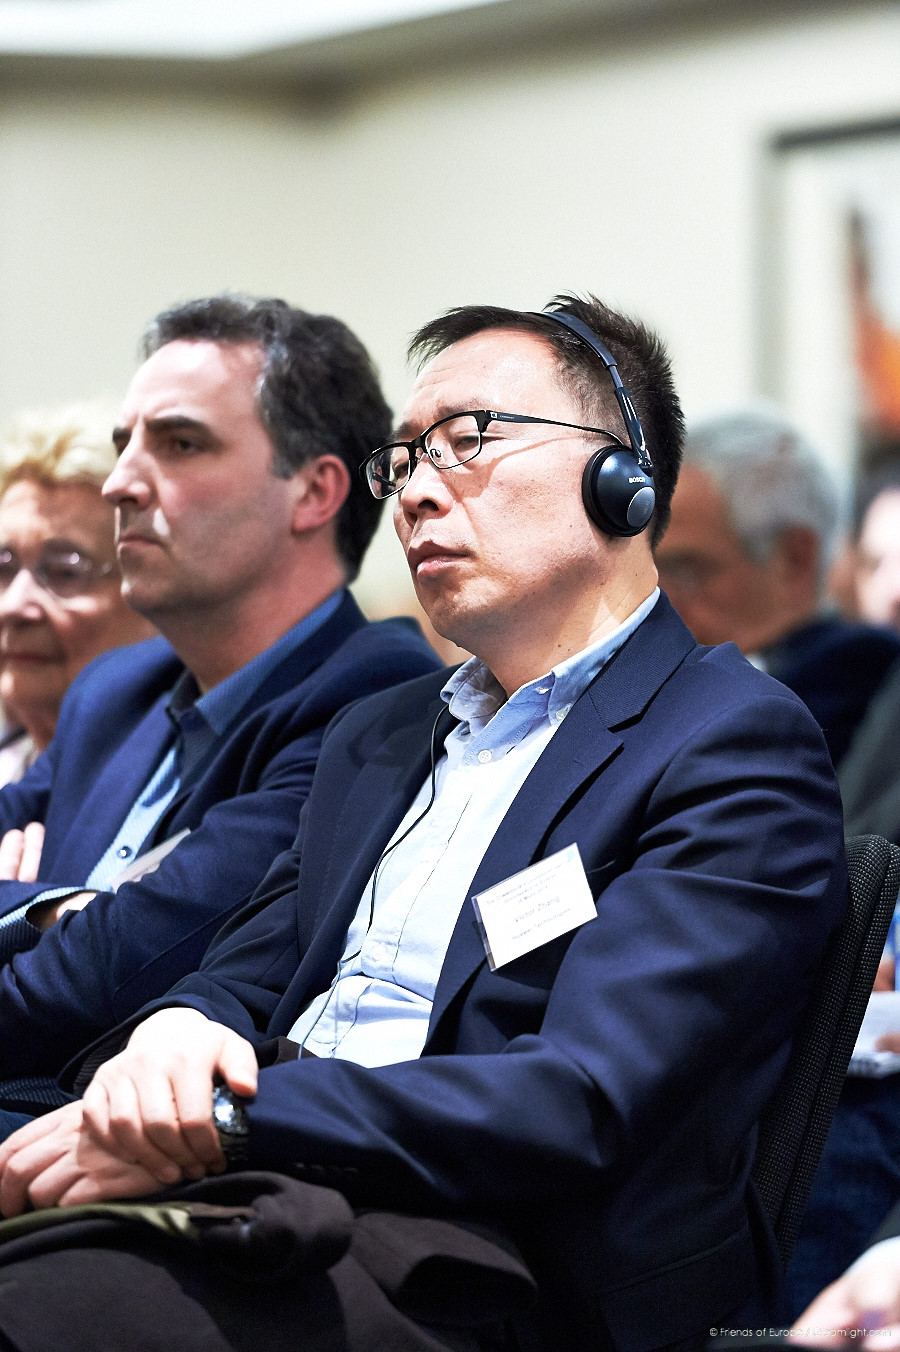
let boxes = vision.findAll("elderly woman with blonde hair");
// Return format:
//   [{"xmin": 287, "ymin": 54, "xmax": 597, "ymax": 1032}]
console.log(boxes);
[{"xmin": 0, "ymin": 405, "xmax": 153, "ymax": 794}]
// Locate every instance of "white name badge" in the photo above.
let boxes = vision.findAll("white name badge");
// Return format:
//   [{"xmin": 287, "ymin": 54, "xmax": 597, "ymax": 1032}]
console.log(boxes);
[{"xmin": 471, "ymin": 843, "xmax": 597, "ymax": 971}]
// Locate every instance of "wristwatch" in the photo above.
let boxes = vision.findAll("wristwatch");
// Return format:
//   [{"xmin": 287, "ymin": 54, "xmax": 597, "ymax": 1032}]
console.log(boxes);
[{"xmin": 211, "ymin": 1085, "xmax": 250, "ymax": 1169}]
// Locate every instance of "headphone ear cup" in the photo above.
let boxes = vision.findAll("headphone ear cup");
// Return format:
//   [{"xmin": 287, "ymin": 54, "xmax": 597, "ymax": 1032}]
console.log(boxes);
[{"xmin": 582, "ymin": 447, "xmax": 656, "ymax": 537}]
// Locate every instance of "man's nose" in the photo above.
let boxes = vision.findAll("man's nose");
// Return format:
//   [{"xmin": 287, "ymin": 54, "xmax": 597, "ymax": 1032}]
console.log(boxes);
[
  {"xmin": 397, "ymin": 451, "xmax": 448, "ymax": 516},
  {"xmin": 102, "ymin": 437, "xmax": 152, "ymax": 508}
]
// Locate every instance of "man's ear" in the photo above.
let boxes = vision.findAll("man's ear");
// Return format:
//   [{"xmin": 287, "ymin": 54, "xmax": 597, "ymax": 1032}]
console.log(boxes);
[
  {"xmin": 289, "ymin": 455, "xmax": 351, "ymax": 534},
  {"xmin": 773, "ymin": 524, "xmax": 820, "ymax": 594}
]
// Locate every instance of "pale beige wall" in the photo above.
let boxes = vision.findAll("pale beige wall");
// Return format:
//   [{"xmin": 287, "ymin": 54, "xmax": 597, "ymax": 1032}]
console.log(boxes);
[{"xmin": 0, "ymin": 1, "xmax": 897, "ymax": 615}]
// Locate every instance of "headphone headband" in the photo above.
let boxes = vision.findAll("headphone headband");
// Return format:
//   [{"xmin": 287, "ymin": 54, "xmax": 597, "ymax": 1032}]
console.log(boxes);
[
  {"xmin": 527, "ymin": 306, "xmax": 656, "ymax": 537},
  {"xmin": 536, "ymin": 309, "xmax": 653, "ymax": 475}
]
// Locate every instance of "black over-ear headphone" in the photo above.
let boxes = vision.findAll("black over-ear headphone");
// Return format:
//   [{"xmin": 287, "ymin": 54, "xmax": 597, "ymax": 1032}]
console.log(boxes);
[{"xmin": 538, "ymin": 309, "xmax": 656, "ymax": 537}]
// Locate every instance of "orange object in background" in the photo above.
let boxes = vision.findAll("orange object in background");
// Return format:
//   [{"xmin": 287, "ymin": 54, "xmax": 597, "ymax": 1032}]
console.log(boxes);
[{"xmin": 850, "ymin": 210, "xmax": 900, "ymax": 441}]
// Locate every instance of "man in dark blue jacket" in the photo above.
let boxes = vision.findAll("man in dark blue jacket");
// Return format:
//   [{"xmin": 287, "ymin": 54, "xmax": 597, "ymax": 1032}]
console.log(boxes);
[
  {"xmin": 0, "ymin": 293, "xmax": 440, "ymax": 1098},
  {"xmin": 0, "ymin": 296, "xmax": 847, "ymax": 1352},
  {"xmin": 654, "ymin": 406, "xmax": 900, "ymax": 767}
]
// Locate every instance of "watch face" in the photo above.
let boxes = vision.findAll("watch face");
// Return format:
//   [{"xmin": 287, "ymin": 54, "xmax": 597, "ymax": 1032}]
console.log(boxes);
[
  {"xmin": 213, "ymin": 1096, "xmax": 236, "ymax": 1130},
  {"xmin": 212, "ymin": 1088, "xmax": 250, "ymax": 1171},
  {"xmin": 212, "ymin": 1089, "xmax": 249, "ymax": 1138}
]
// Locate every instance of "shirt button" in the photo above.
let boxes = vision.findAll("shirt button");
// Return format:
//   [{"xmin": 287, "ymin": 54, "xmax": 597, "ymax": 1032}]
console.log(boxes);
[
  {"xmin": 554, "ymin": 706, "xmax": 570, "ymax": 722},
  {"xmin": 116, "ymin": 846, "xmax": 133, "ymax": 859},
  {"xmin": 477, "ymin": 749, "xmax": 492, "ymax": 764}
]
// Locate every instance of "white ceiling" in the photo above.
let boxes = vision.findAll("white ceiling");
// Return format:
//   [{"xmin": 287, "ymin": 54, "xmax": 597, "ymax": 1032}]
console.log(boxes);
[
  {"xmin": 0, "ymin": 0, "xmax": 858, "ymax": 87},
  {"xmin": 0, "ymin": 0, "xmax": 722, "ymax": 62},
  {"xmin": 0, "ymin": 0, "xmax": 517, "ymax": 57}
]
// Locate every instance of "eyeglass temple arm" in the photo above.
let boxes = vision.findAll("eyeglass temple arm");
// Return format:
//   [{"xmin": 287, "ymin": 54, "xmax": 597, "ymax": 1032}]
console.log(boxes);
[{"xmin": 538, "ymin": 310, "xmax": 653, "ymax": 474}]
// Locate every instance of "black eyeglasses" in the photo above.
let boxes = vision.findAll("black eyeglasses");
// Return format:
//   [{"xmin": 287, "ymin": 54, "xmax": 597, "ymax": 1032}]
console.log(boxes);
[
  {"xmin": 0, "ymin": 545, "xmax": 115, "ymax": 601},
  {"xmin": 360, "ymin": 409, "xmax": 623, "ymax": 500}
]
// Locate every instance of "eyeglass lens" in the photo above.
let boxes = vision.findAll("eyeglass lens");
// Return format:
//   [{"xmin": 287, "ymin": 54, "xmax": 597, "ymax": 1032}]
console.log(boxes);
[
  {"xmin": 369, "ymin": 413, "xmax": 484, "ymax": 498},
  {"xmin": 0, "ymin": 546, "xmax": 110, "ymax": 599}
]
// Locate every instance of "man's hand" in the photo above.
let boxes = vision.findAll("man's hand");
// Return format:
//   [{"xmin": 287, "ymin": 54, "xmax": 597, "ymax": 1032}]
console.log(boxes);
[
  {"xmin": 871, "ymin": 958, "xmax": 900, "ymax": 1051},
  {"xmin": 876, "ymin": 1034, "xmax": 900, "ymax": 1054},
  {"xmin": 0, "ymin": 1101, "xmax": 162, "ymax": 1217},
  {"xmin": 81, "ymin": 1008, "xmax": 259, "ymax": 1180},
  {"xmin": 875, "ymin": 955, "xmax": 895, "ymax": 993},
  {"xmin": 790, "ymin": 1236, "xmax": 900, "ymax": 1347},
  {"xmin": 0, "ymin": 822, "xmax": 45, "ymax": 882},
  {"xmin": 27, "ymin": 890, "xmax": 96, "ymax": 932}
]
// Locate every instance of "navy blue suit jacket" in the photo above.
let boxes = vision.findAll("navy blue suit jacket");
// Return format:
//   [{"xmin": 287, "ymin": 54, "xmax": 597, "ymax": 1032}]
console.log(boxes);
[
  {"xmin": 761, "ymin": 615, "xmax": 900, "ymax": 766},
  {"xmin": 80, "ymin": 596, "xmax": 847, "ymax": 1351},
  {"xmin": 0, "ymin": 592, "xmax": 441, "ymax": 1079}
]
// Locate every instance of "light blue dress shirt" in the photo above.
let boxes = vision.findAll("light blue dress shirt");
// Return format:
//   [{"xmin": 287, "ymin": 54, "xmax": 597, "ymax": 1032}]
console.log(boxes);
[
  {"xmin": 85, "ymin": 589, "xmax": 344, "ymax": 891},
  {"xmin": 3, "ymin": 589, "xmax": 345, "ymax": 936},
  {"xmin": 290, "ymin": 588, "xmax": 660, "ymax": 1066}
]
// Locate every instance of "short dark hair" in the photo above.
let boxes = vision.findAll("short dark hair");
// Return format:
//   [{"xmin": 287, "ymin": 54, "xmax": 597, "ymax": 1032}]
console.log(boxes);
[
  {"xmin": 409, "ymin": 293, "xmax": 684, "ymax": 544},
  {"xmin": 143, "ymin": 294, "xmax": 391, "ymax": 580}
]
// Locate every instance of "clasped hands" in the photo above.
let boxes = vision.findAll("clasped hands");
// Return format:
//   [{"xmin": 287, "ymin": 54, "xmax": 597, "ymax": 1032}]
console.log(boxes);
[{"xmin": 0, "ymin": 1007, "xmax": 258, "ymax": 1217}]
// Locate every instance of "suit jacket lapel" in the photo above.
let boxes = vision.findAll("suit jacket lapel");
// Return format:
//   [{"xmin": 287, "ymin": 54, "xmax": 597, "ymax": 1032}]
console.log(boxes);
[
  {"xmin": 271, "ymin": 690, "xmax": 454, "ymax": 1028},
  {"xmin": 310, "ymin": 700, "xmax": 450, "ymax": 932},
  {"xmin": 426, "ymin": 689, "xmax": 621, "ymax": 1038},
  {"xmin": 427, "ymin": 596, "xmax": 696, "ymax": 1039},
  {"xmin": 157, "ymin": 593, "xmax": 369, "ymax": 816},
  {"xmin": 56, "ymin": 696, "xmax": 175, "ymax": 878}
]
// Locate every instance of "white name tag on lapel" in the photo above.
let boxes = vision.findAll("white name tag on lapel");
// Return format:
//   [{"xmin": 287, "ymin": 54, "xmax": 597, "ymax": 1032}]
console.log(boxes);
[{"xmin": 471, "ymin": 843, "xmax": 596, "ymax": 971}]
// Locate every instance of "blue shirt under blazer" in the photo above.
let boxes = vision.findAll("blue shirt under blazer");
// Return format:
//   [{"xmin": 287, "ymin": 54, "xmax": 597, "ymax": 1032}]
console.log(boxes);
[
  {"xmin": 76, "ymin": 595, "xmax": 848, "ymax": 1351},
  {"xmin": 0, "ymin": 592, "xmax": 441, "ymax": 1081}
]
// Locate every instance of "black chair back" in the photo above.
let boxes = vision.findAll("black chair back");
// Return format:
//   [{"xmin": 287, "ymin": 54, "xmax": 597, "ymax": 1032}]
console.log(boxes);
[{"xmin": 752, "ymin": 833, "xmax": 900, "ymax": 1265}]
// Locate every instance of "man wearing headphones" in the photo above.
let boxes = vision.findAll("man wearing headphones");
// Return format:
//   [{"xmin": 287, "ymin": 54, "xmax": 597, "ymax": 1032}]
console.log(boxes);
[{"xmin": 0, "ymin": 297, "xmax": 847, "ymax": 1352}]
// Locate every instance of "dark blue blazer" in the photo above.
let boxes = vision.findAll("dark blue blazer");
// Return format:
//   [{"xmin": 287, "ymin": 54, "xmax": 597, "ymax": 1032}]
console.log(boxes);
[
  {"xmin": 82, "ymin": 596, "xmax": 847, "ymax": 1351},
  {"xmin": 761, "ymin": 615, "xmax": 900, "ymax": 766},
  {"xmin": 0, "ymin": 592, "xmax": 441, "ymax": 1078}
]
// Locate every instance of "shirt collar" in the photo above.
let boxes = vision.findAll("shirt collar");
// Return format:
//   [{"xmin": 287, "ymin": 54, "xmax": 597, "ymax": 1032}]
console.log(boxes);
[
  {"xmin": 443, "ymin": 587, "xmax": 660, "ymax": 737},
  {"xmin": 168, "ymin": 587, "xmax": 346, "ymax": 737}
]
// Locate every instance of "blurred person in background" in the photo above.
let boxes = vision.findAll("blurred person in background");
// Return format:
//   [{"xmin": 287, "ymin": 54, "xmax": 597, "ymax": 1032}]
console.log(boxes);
[
  {"xmin": 788, "ymin": 462, "xmax": 900, "ymax": 1316},
  {"xmin": 837, "ymin": 465, "xmax": 900, "ymax": 842},
  {"xmin": 853, "ymin": 463, "xmax": 900, "ymax": 633},
  {"xmin": 790, "ymin": 1197, "xmax": 900, "ymax": 1348},
  {"xmin": 790, "ymin": 1199, "xmax": 900, "ymax": 1347},
  {"xmin": 654, "ymin": 406, "xmax": 900, "ymax": 766},
  {"xmin": 654, "ymin": 415, "xmax": 900, "ymax": 1316},
  {"xmin": 799, "ymin": 467, "xmax": 900, "ymax": 1325},
  {"xmin": 0, "ymin": 405, "xmax": 153, "ymax": 790}
]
